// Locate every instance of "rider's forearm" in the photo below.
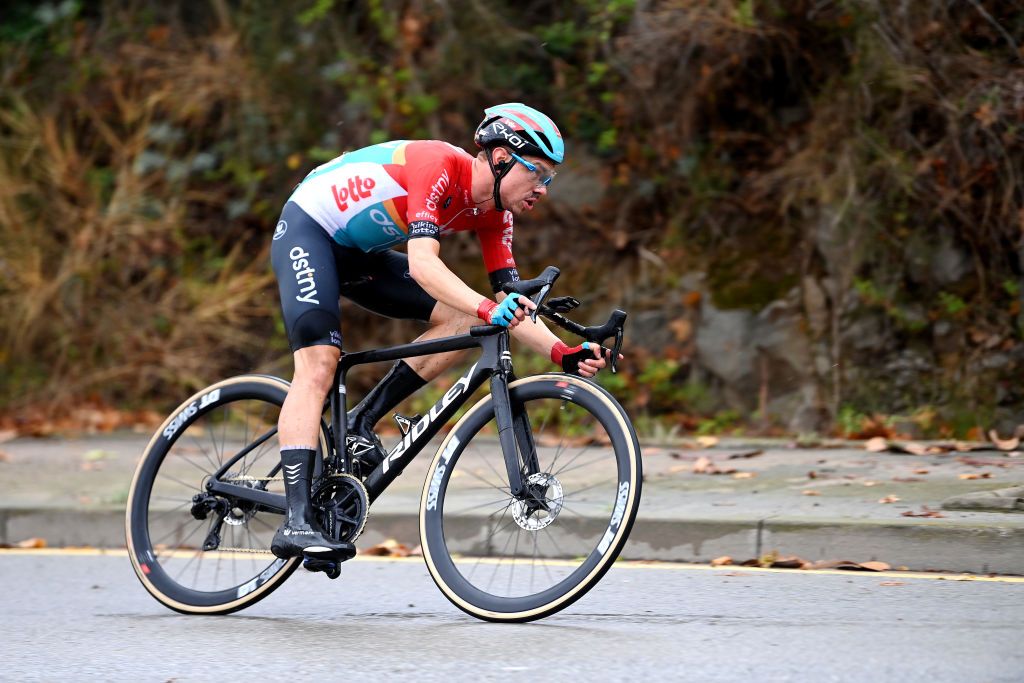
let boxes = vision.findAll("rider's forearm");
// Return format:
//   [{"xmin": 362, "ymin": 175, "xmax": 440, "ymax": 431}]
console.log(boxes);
[
  {"xmin": 408, "ymin": 238, "xmax": 493, "ymax": 317},
  {"xmin": 504, "ymin": 299, "xmax": 562, "ymax": 358}
]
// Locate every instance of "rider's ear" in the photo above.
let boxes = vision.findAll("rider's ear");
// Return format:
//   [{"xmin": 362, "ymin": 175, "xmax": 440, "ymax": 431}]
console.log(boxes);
[{"xmin": 492, "ymin": 147, "xmax": 510, "ymax": 171}]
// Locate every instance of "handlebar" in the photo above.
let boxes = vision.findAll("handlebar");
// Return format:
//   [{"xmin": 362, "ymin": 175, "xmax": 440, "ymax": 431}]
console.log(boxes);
[{"xmin": 478, "ymin": 266, "xmax": 628, "ymax": 373}]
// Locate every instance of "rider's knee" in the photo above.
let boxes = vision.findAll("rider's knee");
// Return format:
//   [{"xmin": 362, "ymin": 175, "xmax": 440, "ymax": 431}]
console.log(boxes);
[{"xmin": 292, "ymin": 345, "xmax": 339, "ymax": 394}]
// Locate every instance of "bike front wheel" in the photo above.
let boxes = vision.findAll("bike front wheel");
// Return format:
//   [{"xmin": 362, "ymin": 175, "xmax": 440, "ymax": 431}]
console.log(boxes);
[{"xmin": 419, "ymin": 373, "xmax": 642, "ymax": 622}]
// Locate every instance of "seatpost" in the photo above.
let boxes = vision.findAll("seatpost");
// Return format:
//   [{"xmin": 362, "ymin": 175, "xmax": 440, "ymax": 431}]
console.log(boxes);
[{"xmin": 330, "ymin": 361, "xmax": 349, "ymax": 473}]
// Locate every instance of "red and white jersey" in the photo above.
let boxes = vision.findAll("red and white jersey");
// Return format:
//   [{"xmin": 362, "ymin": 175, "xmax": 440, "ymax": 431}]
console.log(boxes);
[{"xmin": 288, "ymin": 140, "xmax": 517, "ymax": 279}]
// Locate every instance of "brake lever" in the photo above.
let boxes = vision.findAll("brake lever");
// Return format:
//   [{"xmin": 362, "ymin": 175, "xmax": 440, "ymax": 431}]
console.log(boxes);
[
  {"xmin": 582, "ymin": 310, "xmax": 627, "ymax": 374},
  {"xmin": 611, "ymin": 327, "xmax": 624, "ymax": 374},
  {"xmin": 531, "ymin": 284, "xmax": 550, "ymax": 323}
]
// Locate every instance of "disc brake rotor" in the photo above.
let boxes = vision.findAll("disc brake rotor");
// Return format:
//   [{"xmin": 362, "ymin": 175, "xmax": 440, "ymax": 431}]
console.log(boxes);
[{"xmin": 512, "ymin": 473, "xmax": 563, "ymax": 531}]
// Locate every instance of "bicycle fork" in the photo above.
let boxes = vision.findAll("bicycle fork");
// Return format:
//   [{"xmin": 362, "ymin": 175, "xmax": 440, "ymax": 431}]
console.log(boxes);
[{"xmin": 489, "ymin": 335, "xmax": 540, "ymax": 499}]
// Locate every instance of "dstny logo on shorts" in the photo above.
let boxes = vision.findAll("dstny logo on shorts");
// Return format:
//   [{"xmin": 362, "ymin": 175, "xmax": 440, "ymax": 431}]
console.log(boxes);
[{"xmin": 290, "ymin": 246, "xmax": 319, "ymax": 304}]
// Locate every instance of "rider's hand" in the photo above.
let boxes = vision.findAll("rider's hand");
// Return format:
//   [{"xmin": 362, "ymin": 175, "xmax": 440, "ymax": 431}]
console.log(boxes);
[
  {"xmin": 477, "ymin": 293, "xmax": 535, "ymax": 329},
  {"xmin": 551, "ymin": 341, "xmax": 623, "ymax": 378}
]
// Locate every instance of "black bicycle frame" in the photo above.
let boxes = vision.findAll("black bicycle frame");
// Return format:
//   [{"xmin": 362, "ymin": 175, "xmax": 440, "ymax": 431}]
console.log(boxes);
[{"xmin": 205, "ymin": 324, "xmax": 535, "ymax": 513}]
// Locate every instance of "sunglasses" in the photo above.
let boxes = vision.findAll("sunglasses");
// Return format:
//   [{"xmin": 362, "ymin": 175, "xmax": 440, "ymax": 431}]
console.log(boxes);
[{"xmin": 509, "ymin": 151, "xmax": 557, "ymax": 187}]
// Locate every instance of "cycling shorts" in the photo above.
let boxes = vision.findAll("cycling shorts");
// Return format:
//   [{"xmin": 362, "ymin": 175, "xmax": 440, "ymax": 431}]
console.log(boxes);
[{"xmin": 270, "ymin": 202, "xmax": 437, "ymax": 352}]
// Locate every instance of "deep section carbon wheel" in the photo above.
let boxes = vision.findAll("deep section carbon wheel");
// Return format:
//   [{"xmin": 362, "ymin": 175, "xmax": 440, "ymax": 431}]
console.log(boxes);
[
  {"xmin": 125, "ymin": 375, "xmax": 327, "ymax": 615},
  {"xmin": 419, "ymin": 373, "xmax": 642, "ymax": 622}
]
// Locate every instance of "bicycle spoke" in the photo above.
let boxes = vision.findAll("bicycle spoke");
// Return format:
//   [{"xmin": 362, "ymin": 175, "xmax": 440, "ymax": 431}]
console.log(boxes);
[
  {"xmin": 561, "ymin": 477, "xmax": 618, "ymax": 499},
  {"xmin": 183, "ymin": 428, "xmax": 221, "ymax": 474},
  {"xmin": 444, "ymin": 496, "xmax": 514, "ymax": 517},
  {"xmin": 147, "ymin": 501, "xmax": 191, "ymax": 524},
  {"xmin": 156, "ymin": 472, "xmax": 203, "ymax": 494}
]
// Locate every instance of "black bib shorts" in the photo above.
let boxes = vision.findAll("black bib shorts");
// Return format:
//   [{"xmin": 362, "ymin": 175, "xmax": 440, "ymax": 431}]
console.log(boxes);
[{"xmin": 270, "ymin": 202, "xmax": 438, "ymax": 352}]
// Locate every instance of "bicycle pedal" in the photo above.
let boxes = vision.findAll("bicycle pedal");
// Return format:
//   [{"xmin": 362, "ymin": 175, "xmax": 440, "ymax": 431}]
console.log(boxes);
[{"xmin": 302, "ymin": 557, "xmax": 342, "ymax": 579}]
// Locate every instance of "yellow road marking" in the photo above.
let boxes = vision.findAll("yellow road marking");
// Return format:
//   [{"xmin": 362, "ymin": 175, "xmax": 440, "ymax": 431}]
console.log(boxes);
[{"xmin": 1, "ymin": 548, "xmax": 1020, "ymax": 583}]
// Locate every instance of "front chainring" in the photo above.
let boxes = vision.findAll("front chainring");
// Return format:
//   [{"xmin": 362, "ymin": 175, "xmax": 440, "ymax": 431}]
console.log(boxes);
[{"xmin": 311, "ymin": 474, "xmax": 369, "ymax": 543}]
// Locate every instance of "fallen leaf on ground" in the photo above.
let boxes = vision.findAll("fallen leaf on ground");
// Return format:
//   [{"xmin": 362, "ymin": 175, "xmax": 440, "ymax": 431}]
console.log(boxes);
[
  {"xmin": 866, "ymin": 437, "xmax": 888, "ymax": 452},
  {"xmin": 727, "ymin": 449, "xmax": 763, "ymax": 459},
  {"xmin": 692, "ymin": 456, "xmax": 736, "ymax": 475},
  {"xmin": 769, "ymin": 556, "xmax": 808, "ymax": 569},
  {"xmin": 802, "ymin": 490, "xmax": 821, "ymax": 496},
  {"xmin": 807, "ymin": 470, "xmax": 818, "ymax": 479},
  {"xmin": 863, "ymin": 480, "xmax": 879, "ymax": 487},
  {"xmin": 913, "ymin": 469, "xmax": 930, "ymax": 475},
  {"xmin": 892, "ymin": 477, "xmax": 924, "ymax": 483},
  {"xmin": 732, "ymin": 472, "xmax": 756, "ymax": 479},
  {"xmin": 988, "ymin": 429, "xmax": 1020, "ymax": 451},
  {"xmin": 810, "ymin": 560, "xmax": 889, "ymax": 572},
  {"xmin": 83, "ymin": 449, "xmax": 115, "ymax": 462},
  {"xmin": 692, "ymin": 456, "xmax": 712, "ymax": 473},
  {"xmin": 901, "ymin": 506, "xmax": 945, "ymax": 518},
  {"xmin": 879, "ymin": 581, "xmax": 906, "ymax": 586},
  {"xmin": 696, "ymin": 436, "xmax": 719, "ymax": 448},
  {"xmin": 958, "ymin": 472, "xmax": 992, "ymax": 480},
  {"xmin": 859, "ymin": 561, "xmax": 891, "ymax": 571},
  {"xmin": 361, "ymin": 539, "xmax": 413, "ymax": 557},
  {"xmin": 878, "ymin": 495, "xmax": 901, "ymax": 504},
  {"xmin": 16, "ymin": 537, "xmax": 47, "ymax": 549},
  {"xmin": 710, "ymin": 556, "xmax": 733, "ymax": 567},
  {"xmin": 901, "ymin": 442, "xmax": 931, "ymax": 456}
]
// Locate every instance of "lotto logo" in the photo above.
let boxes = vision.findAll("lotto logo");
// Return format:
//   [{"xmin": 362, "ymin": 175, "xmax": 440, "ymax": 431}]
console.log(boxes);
[{"xmin": 332, "ymin": 176, "xmax": 376, "ymax": 212}]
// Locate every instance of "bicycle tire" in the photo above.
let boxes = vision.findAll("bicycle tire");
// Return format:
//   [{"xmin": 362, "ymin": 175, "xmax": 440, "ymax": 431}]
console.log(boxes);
[
  {"xmin": 419, "ymin": 373, "xmax": 642, "ymax": 622},
  {"xmin": 125, "ymin": 375, "xmax": 327, "ymax": 615}
]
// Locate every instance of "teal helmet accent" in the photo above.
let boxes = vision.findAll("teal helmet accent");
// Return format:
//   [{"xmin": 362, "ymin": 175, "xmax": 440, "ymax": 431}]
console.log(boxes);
[{"xmin": 474, "ymin": 103, "xmax": 564, "ymax": 165}]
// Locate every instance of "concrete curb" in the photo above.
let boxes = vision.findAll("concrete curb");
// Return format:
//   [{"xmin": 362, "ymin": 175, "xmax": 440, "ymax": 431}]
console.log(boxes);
[{"xmin": 3, "ymin": 507, "xmax": 1022, "ymax": 575}]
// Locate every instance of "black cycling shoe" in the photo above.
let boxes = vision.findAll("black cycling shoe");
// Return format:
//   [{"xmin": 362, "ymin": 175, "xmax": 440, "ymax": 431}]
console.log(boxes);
[
  {"xmin": 270, "ymin": 523, "xmax": 356, "ymax": 561},
  {"xmin": 272, "ymin": 447, "xmax": 357, "ymax": 561}
]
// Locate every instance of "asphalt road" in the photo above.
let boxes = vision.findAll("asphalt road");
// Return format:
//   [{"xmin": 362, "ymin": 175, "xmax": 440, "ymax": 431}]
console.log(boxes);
[{"xmin": 1, "ymin": 550, "xmax": 1022, "ymax": 681}]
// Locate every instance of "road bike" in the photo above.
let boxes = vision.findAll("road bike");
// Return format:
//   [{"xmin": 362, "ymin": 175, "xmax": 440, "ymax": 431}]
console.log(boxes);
[{"xmin": 125, "ymin": 266, "xmax": 641, "ymax": 622}]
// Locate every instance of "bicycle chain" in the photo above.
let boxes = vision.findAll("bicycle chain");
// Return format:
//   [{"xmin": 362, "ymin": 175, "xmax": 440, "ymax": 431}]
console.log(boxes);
[{"xmin": 212, "ymin": 547, "xmax": 276, "ymax": 555}]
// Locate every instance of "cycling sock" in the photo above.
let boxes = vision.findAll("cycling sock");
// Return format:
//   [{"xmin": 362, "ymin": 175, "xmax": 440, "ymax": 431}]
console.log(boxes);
[
  {"xmin": 280, "ymin": 447, "xmax": 316, "ymax": 527},
  {"xmin": 349, "ymin": 360, "xmax": 427, "ymax": 434}
]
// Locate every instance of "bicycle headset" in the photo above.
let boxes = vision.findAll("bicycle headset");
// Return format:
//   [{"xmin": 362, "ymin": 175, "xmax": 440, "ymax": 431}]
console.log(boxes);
[{"xmin": 473, "ymin": 102, "xmax": 564, "ymax": 212}]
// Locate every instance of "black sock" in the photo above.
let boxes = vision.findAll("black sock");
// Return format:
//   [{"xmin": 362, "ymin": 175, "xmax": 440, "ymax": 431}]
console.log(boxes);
[
  {"xmin": 280, "ymin": 447, "xmax": 316, "ymax": 527},
  {"xmin": 349, "ymin": 360, "xmax": 427, "ymax": 435}
]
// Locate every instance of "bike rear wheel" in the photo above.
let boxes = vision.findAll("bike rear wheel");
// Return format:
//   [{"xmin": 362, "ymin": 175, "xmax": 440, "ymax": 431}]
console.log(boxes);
[
  {"xmin": 419, "ymin": 373, "xmax": 642, "ymax": 622},
  {"xmin": 125, "ymin": 375, "xmax": 326, "ymax": 615}
]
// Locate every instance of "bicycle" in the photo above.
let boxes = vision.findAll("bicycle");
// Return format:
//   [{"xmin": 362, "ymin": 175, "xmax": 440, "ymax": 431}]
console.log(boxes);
[{"xmin": 125, "ymin": 266, "xmax": 641, "ymax": 622}]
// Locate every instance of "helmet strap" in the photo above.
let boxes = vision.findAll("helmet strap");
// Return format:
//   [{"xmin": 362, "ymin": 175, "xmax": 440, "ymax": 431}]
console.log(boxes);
[{"xmin": 485, "ymin": 148, "xmax": 515, "ymax": 212}]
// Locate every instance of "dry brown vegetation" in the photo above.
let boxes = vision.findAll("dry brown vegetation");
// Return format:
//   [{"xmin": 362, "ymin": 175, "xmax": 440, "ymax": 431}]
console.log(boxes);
[{"xmin": 0, "ymin": 1, "xmax": 1021, "ymax": 437}]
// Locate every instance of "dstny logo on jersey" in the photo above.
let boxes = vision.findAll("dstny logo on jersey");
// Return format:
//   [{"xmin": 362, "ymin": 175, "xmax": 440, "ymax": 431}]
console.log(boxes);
[{"xmin": 332, "ymin": 176, "xmax": 376, "ymax": 212}]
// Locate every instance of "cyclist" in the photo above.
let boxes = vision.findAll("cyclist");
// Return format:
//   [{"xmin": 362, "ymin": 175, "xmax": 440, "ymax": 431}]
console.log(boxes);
[{"xmin": 269, "ymin": 103, "xmax": 615, "ymax": 562}]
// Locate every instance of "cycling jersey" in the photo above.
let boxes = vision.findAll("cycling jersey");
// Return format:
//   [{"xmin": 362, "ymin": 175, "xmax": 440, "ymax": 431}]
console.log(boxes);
[{"xmin": 288, "ymin": 140, "xmax": 518, "ymax": 290}]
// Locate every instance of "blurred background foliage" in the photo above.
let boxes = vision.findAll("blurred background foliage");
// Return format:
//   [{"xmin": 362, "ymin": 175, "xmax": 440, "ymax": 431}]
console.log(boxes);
[{"xmin": 0, "ymin": 0, "xmax": 1022, "ymax": 439}]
